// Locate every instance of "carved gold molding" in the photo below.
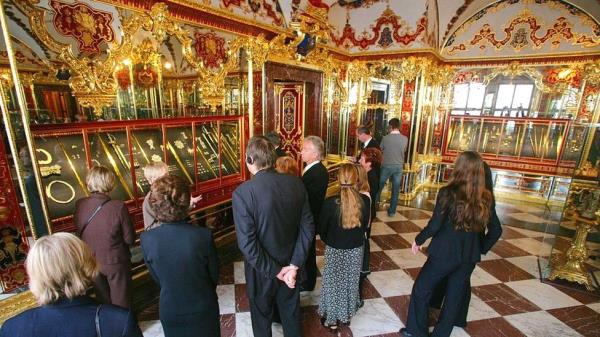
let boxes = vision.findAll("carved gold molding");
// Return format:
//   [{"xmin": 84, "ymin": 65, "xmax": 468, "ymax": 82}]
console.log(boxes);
[{"xmin": 0, "ymin": 291, "xmax": 36, "ymax": 325}]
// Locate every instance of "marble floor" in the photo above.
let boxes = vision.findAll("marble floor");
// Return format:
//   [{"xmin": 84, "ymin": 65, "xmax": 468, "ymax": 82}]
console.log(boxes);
[{"xmin": 137, "ymin": 201, "xmax": 600, "ymax": 337}]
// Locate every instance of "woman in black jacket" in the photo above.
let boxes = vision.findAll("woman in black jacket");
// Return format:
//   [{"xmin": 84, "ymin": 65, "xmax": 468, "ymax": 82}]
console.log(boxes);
[
  {"xmin": 318, "ymin": 164, "xmax": 370, "ymax": 330},
  {"xmin": 141, "ymin": 175, "xmax": 220, "ymax": 337},
  {"xmin": 400, "ymin": 151, "xmax": 502, "ymax": 337}
]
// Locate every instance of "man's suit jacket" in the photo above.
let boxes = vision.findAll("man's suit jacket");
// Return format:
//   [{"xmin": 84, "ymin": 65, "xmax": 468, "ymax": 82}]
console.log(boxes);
[
  {"xmin": 356, "ymin": 138, "xmax": 380, "ymax": 162},
  {"xmin": 233, "ymin": 169, "xmax": 314, "ymax": 279},
  {"xmin": 74, "ymin": 193, "xmax": 135, "ymax": 265},
  {"xmin": 0, "ymin": 296, "xmax": 141, "ymax": 337},
  {"xmin": 302, "ymin": 161, "xmax": 329, "ymax": 219},
  {"xmin": 140, "ymin": 222, "xmax": 220, "ymax": 333},
  {"xmin": 415, "ymin": 186, "xmax": 502, "ymax": 264}
]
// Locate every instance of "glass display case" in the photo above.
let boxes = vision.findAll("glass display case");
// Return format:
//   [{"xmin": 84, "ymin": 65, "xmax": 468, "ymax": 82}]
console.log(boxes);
[
  {"xmin": 31, "ymin": 116, "xmax": 246, "ymax": 232},
  {"xmin": 443, "ymin": 116, "xmax": 572, "ymax": 175}
]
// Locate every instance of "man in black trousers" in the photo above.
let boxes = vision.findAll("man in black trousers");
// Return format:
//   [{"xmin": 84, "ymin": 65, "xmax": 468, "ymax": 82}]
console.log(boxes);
[
  {"xmin": 233, "ymin": 136, "xmax": 314, "ymax": 337},
  {"xmin": 299, "ymin": 135, "xmax": 329, "ymax": 291}
]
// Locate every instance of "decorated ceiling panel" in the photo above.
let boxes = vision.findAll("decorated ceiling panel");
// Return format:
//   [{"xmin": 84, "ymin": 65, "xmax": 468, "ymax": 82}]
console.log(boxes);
[
  {"xmin": 212, "ymin": 0, "xmax": 285, "ymax": 27},
  {"xmin": 442, "ymin": 0, "xmax": 600, "ymax": 59}
]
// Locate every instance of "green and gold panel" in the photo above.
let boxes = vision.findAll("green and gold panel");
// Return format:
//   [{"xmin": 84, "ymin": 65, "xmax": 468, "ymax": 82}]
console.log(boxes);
[
  {"xmin": 34, "ymin": 133, "xmax": 88, "ymax": 220},
  {"xmin": 561, "ymin": 124, "xmax": 588, "ymax": 163},
  {"xmin": 220, "ymin": 121, "xmax": 241, "ymax": 176},
  {"xmin": 130, "ymin": 127, "xmax": 165, "ymax": 195},
  {"xmin": 195, "ymin": 122, "xmax": 220, "ymax": 181},
  {"xmin": 165, "ymin": 126, "xmax": 196, "ymax": 186},
  {"xmin": 498, "ymin": 121, "xmax": 526, "ymax": 157},
  {"xmin": 88, "ymin": 130, "xmax": 135, "ymax": 201},
  {"xmin": 446, "ymin": 118, "xmax": 481, "ymax": 152},
  {"xmin": 479, "ymin": 121, "xmax": 502, "ymax": 155},
  {"xmin": 520, "ymin": 123, "xmax": 552, "ymax": 160}
]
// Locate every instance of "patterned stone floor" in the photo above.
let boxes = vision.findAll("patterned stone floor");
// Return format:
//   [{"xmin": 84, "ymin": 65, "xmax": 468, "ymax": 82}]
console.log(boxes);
[{"xmin": 138, "ymin": 200, "xmax": 600, "ymax": 337}]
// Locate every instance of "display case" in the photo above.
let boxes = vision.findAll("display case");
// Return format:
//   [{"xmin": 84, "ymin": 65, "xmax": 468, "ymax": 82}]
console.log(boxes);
[
  {"xmin": 31, "ymin": 115, "xmax": 247, "ymax": 233},
  {"xmin": 443, "ymin": 116, "xmax": 573, "ymax": 175}
]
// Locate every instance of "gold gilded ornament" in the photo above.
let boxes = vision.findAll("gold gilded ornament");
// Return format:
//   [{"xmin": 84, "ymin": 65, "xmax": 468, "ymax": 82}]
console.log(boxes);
[
  {"xmin": 35, "ymin": 148, "xmax": 53, "ymax": 165},
  {"xmin": 45, "ymin": 180, "xmax": 76, "ymax": 204}
]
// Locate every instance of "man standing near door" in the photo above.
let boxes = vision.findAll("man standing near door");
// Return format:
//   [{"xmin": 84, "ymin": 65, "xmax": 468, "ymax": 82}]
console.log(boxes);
[
  {"xmin": 351, "ymin": 126, "xmax": 380, "ymax": 163},
  {"xmin": 376, "ymin": 118, "xmax": 408, "ymax": 218},
  {"xmin": 299, "ymin": 135, "xmax": 328, "ymax": 292}
]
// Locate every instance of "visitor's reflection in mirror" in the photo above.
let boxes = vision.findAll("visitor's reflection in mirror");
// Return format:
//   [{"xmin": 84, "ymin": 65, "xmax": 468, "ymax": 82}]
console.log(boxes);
[{"xmin": 19, "ymin": 147, "xmax": 48, "ymax": 238}]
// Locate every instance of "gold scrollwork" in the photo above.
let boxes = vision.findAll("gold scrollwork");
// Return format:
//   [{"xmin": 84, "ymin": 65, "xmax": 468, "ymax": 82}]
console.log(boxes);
[{"xmin": 45, "ymin": 180, "xmax": 76, "ymax": 204}]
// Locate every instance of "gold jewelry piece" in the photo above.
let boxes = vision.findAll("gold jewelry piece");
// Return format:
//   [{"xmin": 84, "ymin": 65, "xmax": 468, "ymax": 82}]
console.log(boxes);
[
  {"xmin": 57, "ymin": 137, "xmax": 89, "ymax": 197},
  {"xmin": 36, "ymin": 148, "xmax": 52, "ymax": 165},
  {"xmin": 45, "ymin": 180, "xmax": 76, "ymax": 204},
  {"xmin": 40, "ymin": 165, "xmax": 62, "ymax": 177},
  {"xmin": 167, "ymin": 142, "xmax": 194, "ymax": 184},
  {"xmin": 174, "ymin": 140, "xmax": 185, "ymax": 150},
  {"xmin": 151, "ymin": 154, "xmax": 162, "ymax": 162},
  {"xmin": 146, "ymin": 139, "xmax": 155, "ymax": 150}
]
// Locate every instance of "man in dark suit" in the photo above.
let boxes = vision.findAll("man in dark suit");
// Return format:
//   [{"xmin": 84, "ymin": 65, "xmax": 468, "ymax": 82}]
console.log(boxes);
[
  {"xmin": 233, "ymin": 136, "xmax": 314, "ymax": 337},
  {"xmin": 352, "ymin": 125, "xmax": 380, "ymax": 162},
  {"xmin": 265, "ymin": 131, "xmax": 287, "ymax": 157},
  {"xmin": 299, "ymin": 135, "xmax": 329, "ymax": 291}
]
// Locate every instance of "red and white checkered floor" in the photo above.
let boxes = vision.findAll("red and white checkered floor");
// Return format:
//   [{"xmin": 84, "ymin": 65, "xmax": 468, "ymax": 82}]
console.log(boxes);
[{"xmin": 138, "ymin": 202, "xmax": 600, "ymax": 337}]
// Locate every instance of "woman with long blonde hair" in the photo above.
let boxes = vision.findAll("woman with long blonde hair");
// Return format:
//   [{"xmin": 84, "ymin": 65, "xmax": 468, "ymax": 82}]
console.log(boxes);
[
  {"xmin": 401, "ymin": 151, "xmax": 502, "ymax": 337},
  {"xmin": 317, "ymin": 164, "xmax": 370, "ymax": 330}
]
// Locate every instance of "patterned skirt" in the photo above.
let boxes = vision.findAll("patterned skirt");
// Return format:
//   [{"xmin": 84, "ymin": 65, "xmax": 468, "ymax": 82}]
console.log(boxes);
[{"xmin": 318, "ymin": 245, "xmax": 363, "ymax": 325}]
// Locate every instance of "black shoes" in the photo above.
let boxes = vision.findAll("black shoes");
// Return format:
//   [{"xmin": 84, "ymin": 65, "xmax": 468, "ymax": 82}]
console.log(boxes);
[{"xmin": 399, "ymin": 328, "xmax": 415, "ymax": 337}]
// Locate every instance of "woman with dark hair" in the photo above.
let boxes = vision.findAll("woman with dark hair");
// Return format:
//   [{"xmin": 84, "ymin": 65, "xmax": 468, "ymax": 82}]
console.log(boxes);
[
  {"xmin": 318, "ymin": 164, "xmax": 370, "ymax": 330},
  {"xmin": 141, "ymin": 175, "xmax": 220, "ymax": 337},
  {"xmin": 400, "ymin": 151, "xmax": 502, "ymax": 337}
]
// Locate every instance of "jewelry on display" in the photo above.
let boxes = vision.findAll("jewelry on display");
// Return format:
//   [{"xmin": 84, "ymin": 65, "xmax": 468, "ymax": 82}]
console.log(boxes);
[
  {"xmin": 151, "ymin": 154, "xmax": 162, "ymax": 162},
  {"xmin": 98, "ymin": 135, "xmax": 134, "ymax": 199},
  {"xmin": 45, "ymin": 180, "xmax": 76, "ymax": 204},
  {"xmin": 40, "ymin": 165, "xmax": 62, "ymax": 177},
  {"xmin": 131, "ymin": 133, "xmax": 151, "ymax": 164},
  {"xmin": 174, "ymin": 140, "xmax": 185, "ymax": 150},
  {"xmin": 57, "ymin": 137, "xmax": 89, "ymax": 197},
  {"xmin": 146, "ymin": 139, "xmax": 155, "ymax": 150},
  {"xmin": 36, "ymin": 148, "xmax": 53, "ymax": 165},
  {"xmin": 167, "ymin": 142, "xmax": 195, "ymax": 184}
]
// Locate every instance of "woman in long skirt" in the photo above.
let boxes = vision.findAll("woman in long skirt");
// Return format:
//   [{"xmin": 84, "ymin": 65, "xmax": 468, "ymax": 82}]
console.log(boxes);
[{"xmin": 318, "ymin": 164, "xmax": 370, "ymax": 330}]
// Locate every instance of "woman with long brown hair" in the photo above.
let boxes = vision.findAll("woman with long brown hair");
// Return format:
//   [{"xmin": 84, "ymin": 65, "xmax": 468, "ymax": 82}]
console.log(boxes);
[
  {"xmin": 400, "ymin": 151, "xmax": 502, "ymax": 337},
  {"xmin": 317, "ymin": 164, "xmax": 370, "ymax": 330}
]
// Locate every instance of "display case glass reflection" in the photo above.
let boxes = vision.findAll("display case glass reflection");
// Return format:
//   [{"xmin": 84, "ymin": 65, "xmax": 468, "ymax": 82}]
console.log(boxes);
[
  {"xmin": 498, "ymin": 121, "xmax": 524, "ymax": 157},
  {"xmin": 34, "ymin": 134, "xmax": 89, "ymax": 220},
  {"xmin": 130, "ymin": 127, "xmax": 165, "ymax": 195},
  {"xmin": 165, "ymin": 126, "xmax": 196, "ymax": 186},
  {"xmin": 88, "ymin": 131, "xmax": 135, "ymax": 201},
  {"xmin": 195, "ymin": 122, "xmax": 220, "ymax": 181},
  {"xmin": 220, "ymin": 121, "xmax": 241, "ymax": 176},
  {"xmin": 447, "ymin": 118, "xmax": 481, "ymax": 152},
  {"xmin": 479, "ymin": 121, "xmax": 502, "ymax": 154}
]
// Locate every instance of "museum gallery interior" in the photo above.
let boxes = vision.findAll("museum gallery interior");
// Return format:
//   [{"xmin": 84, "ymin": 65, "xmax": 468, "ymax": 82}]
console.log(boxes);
[{"xmin": 0, "ymin": 0, "xmax": 599, "ymax": 336}]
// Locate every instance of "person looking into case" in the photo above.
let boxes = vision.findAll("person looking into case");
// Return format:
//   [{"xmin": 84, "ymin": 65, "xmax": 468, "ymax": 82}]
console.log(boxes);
[
  {"xmin": 0, "ymin": 232, "xmax": 142, "ymax": 337},
  {"xmin": 141, "ymin": 175, "xmax": 220, "ymax": 337}
]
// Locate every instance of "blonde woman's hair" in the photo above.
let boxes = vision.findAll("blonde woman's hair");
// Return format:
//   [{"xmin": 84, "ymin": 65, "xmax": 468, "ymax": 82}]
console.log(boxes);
[
  {"xmin": 86, "ymin": 165, "xmax": 115, "ymax": 194},
  {"xmin": 338, "ymin": 164, "xmax": 363, "ymax": 229},
  {"xmin": 275, "ymin": 156, "xmax": 299, "ymax": 176},
  {"xmin": 143, "ymin": 161, "xmax": 169, "ymax": 184},
  {"xmin": 355, "ymin": 165, "xmax": 370, "ymax": 194},
  {"xmin": 27, "ymin": 233, "xmax": 99, "ymax": 305}
]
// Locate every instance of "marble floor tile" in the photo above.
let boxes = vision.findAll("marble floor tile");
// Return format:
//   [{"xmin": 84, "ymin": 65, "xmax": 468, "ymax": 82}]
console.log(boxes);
[
  {"xmin": 369, "ymin": 238, "xmax": 383, "ymax": 252},
  {"xmin": 505, "ymin": 279, "xmax": 581, "ymax": 310},
  {"xmin": 508, "ymin": 226, "xmax": 547, "ymax": 238},
  {"xmin": 217, "ymin": 284, "xmax": 236, "ymax": 314},
  {"xmin": 480, "ymin": 250, "xmax": 502, "ymax": 261},
  {"xmin": 376, "ymin": 211, "xmax": 409, "ymax": 222},
  {"xmin": 370, "ymin": 221, "xmax": 397, "ymax": 235},
  {"xmin": 368, "ymin": 270, "xmax": 414, "ymax": 297},
  {"xmin": 587, "ymin": 302, "xmax": 600, "ymax": 313},
  {"xmin": 220, "ymin": 313, "xmax": 236, "ymax": 337},
  {"xmin": 470, "ymin": 266, "xmax": 501, "ymax": 287},
  {"xmin": 504, "ymin": 311, "xmax": 582, "ymax": 337},
  {"xmin": 472, "ymin": 284, "xmax": 540, "ymax": 315},
  {"xmin": 139, "ymin": 320, "xmax": 164, "ymax": 337},
  {"xmin": 234, "ymin": 312, "xmax": 254, "ymax": 337},
  {"xmin": 404, "ymin": 267, "xmax": 421, "ymax": 281},
  {"xmin": 300, "ymin": 277, "xmax": 322, "ymax": 307},
  {"xmin": 490, "ymin": 240, "xmax": 531, "ymax": 258},
  {"xmin": 464, "ymin": 317, "xmax": 526, "ymax": 337},
  {"xmin": 503, "ymin": 238, "xmax": 553, "ymax": 256},
  {"xmin": 218, "ymin": 262, "xmax": 234, "ymax": 285},
  {"xmin": 397, "ymin": 209, "xmax": 431, "ymax": 220},
  {"xmin": 300, "ymin": 305, "xmax": 353, "ymax": 337},
  {"xmin": 507, "ymin": 212, "xmax": 558, "ymax": 225},
  {"xmin": 505, "ymin": 255, "xmax": 541, "ymax": 277},
  {"xmin": 500, "ymin": 227, "xmax": 529, "ymax": 240},
  {"xmin": 349, "ymin": 298, "xmax": 403, "ymax": 337},
  {"xmin": 466, "ymin": 294, "xmax": 501, "ymax": 322},
  {"xmin": 385, "ymin": 249, "xmax": 427, "ymax": 269},
  {"xmin": 411, "ymin": 219, "xmax": 430, "ymax": 229},
  {"xmin": 369, "ymin": 251, "xmax": 400, "ymax": 271},
  {"xmin": 362, "ymin": 278, "xmax": 382, "ymax": 299},
  {"xmin": 548, "ymin": 283, "xmax": 600, "ymax": 305},
  {"xmin": 235, "ymin": 284, "xmax": 250, "ymax": 312},
  {"xmin": 384, "ymin": 295, "xmax": 411, "ymax": 326},
  {"xmin": 399, "ymin": 233, "xmax": 431, "ymax": 248},
  {"xmin": 478, "ymin": 259, "xmax": 535, "ymax": 283},
  {"xmin": 371, "ymin": 234, "xmax": 412, "ymax": 250},
  {"xmin": 386, "ymin": 220, "xmax": 423, "ymax": 233},
  {"xmin": 547, "ymin": 305, "xmax": 600, "ymax": 337},
  {"xmin": 316, "ymin": 255, "xmax": 325, "ymax": 274},
  {"xmin": 233, "ymin": 261, "xmax": 245, "ymax": 284}
]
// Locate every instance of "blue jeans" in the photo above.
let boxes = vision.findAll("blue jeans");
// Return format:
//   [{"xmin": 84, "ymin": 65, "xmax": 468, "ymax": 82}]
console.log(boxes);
[{"xmin": 376, "ymin": 164, "xmax": 402, "ymax": 215}]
